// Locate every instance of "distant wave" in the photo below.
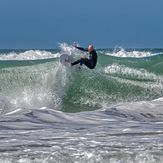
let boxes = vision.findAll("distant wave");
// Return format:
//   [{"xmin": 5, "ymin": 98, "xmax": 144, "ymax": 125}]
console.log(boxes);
[
  {"xmin": 0, "ymin": 50, "xmax": 60, "ymax": 60},
  {"xmin": 103, "ymin": 47, "xmax": 162, "ymax": 58}
]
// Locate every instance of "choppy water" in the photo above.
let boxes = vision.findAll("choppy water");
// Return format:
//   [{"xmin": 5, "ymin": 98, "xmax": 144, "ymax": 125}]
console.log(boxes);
[{"xmin": 0, "ymin": 43, "xmax": 163, "ymax": 162}]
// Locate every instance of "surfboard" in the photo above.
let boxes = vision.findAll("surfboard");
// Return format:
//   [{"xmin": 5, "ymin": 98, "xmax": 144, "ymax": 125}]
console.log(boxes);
[{"xmin": 60, "ymin": 54, "xmax": 74, "ymax": 66}]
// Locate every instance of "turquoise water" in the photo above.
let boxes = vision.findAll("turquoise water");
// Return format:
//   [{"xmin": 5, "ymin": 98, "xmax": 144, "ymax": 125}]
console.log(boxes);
[
  {"xmin": 1, "ymin": 46, "xmax": 163, "ymax": 113},
  {"xmin": 0, "ymin": 44, "xmax": 163, "ymax": 162}
]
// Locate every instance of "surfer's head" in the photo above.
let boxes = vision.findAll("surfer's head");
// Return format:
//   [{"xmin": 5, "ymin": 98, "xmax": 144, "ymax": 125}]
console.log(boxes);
[{"xmin": 88, "ymin": 44, "xmax": 94, "ymax": 52}]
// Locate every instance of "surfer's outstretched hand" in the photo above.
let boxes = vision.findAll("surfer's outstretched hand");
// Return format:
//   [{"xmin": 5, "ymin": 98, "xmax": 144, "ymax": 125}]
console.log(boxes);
[{"xmin": 73, "ymin": 43, "xmax": 77, "ymax": 48}]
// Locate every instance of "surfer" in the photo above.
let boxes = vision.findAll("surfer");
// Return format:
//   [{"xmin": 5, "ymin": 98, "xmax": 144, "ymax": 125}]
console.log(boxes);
[{"xmin": 71, "ymin": 44, "xmax": 97, "ymax": 69}]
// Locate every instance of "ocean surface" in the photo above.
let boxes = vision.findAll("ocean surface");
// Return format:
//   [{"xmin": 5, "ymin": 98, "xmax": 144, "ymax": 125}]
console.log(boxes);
[{"xmin": 0, "ymin": 43, "xmax": 163, "ymax": 162}]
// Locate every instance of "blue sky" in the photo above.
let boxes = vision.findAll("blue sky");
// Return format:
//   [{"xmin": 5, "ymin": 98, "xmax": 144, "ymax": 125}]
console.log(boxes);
[{"xmin": 0, "ymin": 0, "xmax": 162, "ymax": 49}]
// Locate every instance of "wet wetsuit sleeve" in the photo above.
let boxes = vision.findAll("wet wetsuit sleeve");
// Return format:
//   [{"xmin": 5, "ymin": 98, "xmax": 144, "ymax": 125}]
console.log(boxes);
[
  {"xmin": 75, "ymin": 46, "xmax": 88, "ymax": 52},
  {"xmin": 91, "ymin": 54, "xmax": 96, "ymax": 60}
]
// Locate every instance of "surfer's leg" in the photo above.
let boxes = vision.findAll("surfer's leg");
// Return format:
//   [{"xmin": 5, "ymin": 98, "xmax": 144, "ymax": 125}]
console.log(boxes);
[
  {"xmin": 71, "ymin": 58, "xmax": 83, "ymax": 66},
  {"xmin": 71, "ymin": 58, "xmax": 86, "ymax": 66},
  {"xmin": 71, "ymin": 58, "xmax": 95, "ymax": 69}
]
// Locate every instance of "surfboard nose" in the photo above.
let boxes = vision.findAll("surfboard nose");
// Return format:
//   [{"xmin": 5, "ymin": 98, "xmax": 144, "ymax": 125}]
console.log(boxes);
[{"xmin": 60, "ymin": 54, "xmax": 74, "ymax": 66}]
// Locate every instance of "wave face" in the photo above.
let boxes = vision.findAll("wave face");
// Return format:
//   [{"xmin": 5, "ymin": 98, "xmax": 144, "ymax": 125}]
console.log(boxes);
[
  {"xmin": 0, "ymin": 44, "xmax": 163, "ymax": 162},
  {"xmin": 1, "ymin": 45, "xmax": 163, "ymax": 113}
]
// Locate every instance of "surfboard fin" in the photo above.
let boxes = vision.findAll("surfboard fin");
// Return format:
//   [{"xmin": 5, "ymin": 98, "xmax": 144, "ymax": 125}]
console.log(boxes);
[{"xmin": 65, "ymin": 58, "xmax": 69, "ymax": 62}]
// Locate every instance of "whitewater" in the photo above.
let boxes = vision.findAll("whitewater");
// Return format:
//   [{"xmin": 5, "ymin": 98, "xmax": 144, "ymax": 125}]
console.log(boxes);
[{"xmin": 0, "ymin": 43, "xmax": 163, "ymax": 162}]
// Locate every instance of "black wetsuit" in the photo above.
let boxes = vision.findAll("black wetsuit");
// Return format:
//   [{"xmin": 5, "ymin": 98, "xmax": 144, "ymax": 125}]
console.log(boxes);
[{"xmin": 71, "ymin": 47, "xmax": 97, "ymax": 69}]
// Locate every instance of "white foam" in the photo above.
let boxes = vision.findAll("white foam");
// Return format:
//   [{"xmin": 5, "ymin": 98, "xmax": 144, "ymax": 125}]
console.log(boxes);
[
  {"xmin": 104, "ymin": 64, "xmax": 163, "ymax": 81},
  {"xmin": 5, "ymin": 108, "xmax": 22, "ymax": 115},
  {"xmin": 0, "ymin": 50, "xmax": 59, "ymax": 60},
  {"xmin": 0, "ymin": 61, "xmax": 70, "ymax": 114},
  {"xmin": 153, "ymin": 97, "xmax": 163, "ymax": 102},
  {"xmin": 59, "ymin": 43, "xmax": 87, "ymax": 58}
]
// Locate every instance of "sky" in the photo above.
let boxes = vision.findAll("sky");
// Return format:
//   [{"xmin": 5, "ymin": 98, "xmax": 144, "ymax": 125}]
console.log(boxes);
[{"xmin": 0, "ymin": 0, "xmax": 162, "ymax": 49}]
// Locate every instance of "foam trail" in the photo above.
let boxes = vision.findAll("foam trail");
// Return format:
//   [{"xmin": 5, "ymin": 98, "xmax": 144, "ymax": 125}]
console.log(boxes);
[{"xmin": 104, "ymin": 64, "xmax": 163, "ymax": 97}]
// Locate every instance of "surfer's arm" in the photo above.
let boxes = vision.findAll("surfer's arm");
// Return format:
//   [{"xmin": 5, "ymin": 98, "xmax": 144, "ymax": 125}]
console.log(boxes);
[{"xmin": 74, "ymin": 46, "xmax": 88, "ymax": 52}]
